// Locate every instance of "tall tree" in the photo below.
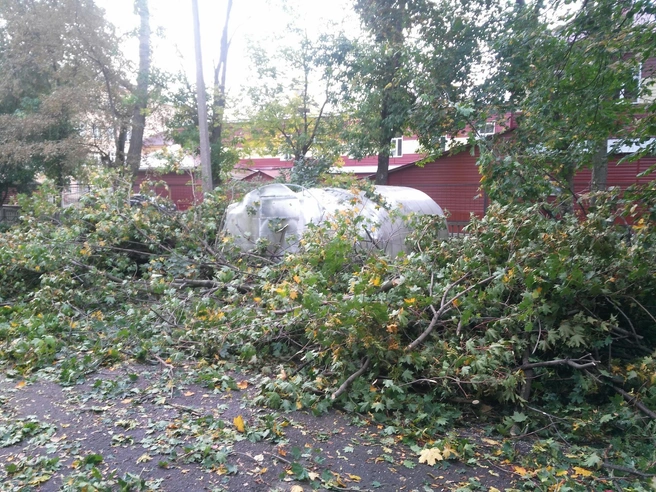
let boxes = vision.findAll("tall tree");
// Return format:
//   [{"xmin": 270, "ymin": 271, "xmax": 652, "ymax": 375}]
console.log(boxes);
[
  {"xmin": 0, "ymin": 0, "xmax": 120, "ymax": 198},
  {"xmin": 349, "ymin": 0, "xmax": 413, "ymax": 185},
  {"xmin": 242, "ymin": 27, "xmax": 347, "ymax": 185},
  {"xmin": 191, "ymin": 0, "xmax": 213, "ymax": 192},
  {"xmin": 479, "ymin": 0, "xmax": 656, "ymax": 206},
  {"xmin": 125, "ymin": 0, "xmax": 152, "ymax": 176}
]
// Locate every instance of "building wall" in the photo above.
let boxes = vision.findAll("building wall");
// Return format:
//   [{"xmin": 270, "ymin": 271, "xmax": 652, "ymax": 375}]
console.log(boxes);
[
  {"xmin": 389, "ymin": 151, "xmax": 656, "ymax": 223},
  {"xmin": 135, "ymin": 171, "xmax": 201, "ymax": 210},
  {"xmin": 387, "ymin": 150, "xmax": 485, "ymax": 223}
]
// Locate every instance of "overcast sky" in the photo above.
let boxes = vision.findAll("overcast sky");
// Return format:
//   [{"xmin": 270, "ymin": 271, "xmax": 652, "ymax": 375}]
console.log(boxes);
[{"xmin": 96, "ymin": 0, "xmax": 358, "ymax": 96}]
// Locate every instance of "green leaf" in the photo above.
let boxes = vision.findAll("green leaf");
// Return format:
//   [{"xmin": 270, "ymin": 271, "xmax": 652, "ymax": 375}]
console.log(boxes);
[{"xmin": 583, "ymin": 452, "xmax": 602, "ymax": 468}]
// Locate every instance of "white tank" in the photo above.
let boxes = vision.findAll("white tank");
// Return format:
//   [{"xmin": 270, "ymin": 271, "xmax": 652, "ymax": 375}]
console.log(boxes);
[{"xmin": 224, "ymin": 184, "xmax": 446, "ymax": 257}]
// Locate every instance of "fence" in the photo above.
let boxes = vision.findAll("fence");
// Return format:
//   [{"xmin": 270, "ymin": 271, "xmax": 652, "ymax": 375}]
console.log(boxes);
[
  {"xmin": 0, "ymin": 205, "xmax": 20, "ymax": 224},
  {"xmin": 447, "ymin": 220, "xmax": 470, "ymax": 237}
]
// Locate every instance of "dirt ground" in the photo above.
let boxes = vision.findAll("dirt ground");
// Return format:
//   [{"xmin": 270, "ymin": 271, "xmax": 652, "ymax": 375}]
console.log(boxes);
[{"xmin": 0, "ymin": 362, "xmax": 519, "ymax": 491}]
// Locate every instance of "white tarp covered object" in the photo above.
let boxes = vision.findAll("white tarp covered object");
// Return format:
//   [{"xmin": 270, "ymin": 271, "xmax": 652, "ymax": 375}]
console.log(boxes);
[{"xmin": 224, "ymin": 184, "xmax": 447, "ymax": 257}]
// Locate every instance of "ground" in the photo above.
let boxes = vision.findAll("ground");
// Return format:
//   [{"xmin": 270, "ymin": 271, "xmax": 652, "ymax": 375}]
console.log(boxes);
[{"xmin": 0, "ymin": 361, "xmax": 519, "ymax": 492}]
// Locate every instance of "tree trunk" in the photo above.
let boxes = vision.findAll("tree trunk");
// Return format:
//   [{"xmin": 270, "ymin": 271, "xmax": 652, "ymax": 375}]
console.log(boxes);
[
  {"xmin": 192, "ymin": 0, "xmax": 213, "ymax": 193},
  {"xmin": 591, "ymin": 139, "xmax": 608, "ymax": 192},
  {"xmin": 126, "ymin": 0, "xmax": 151, "ymax": 177},
  {"xmin": 209, "ymin": 0, "xmax": 233, "ymax": 186},
  {"xmin": 115, "ymin": 124, "xmax": 128, "ymax": 166},
  {"xmin": 375, "ymin": 59, "xmax": 398, "ymax": 186}
]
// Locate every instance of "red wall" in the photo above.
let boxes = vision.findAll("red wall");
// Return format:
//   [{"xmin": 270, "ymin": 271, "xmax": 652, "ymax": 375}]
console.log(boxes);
[
  {"xmin": 389, "ymin": 152, "xmax": 656, "ymax": 223},
  {"xmin": 387, "ymin": 150, "xmax": 485, "ymax": 223},
  {"xmin": 138, "ymin": 155, "xmax": 656, "ymax": 216},
  {"xmin": 135, "ymin": 171, "xmax": 201, "ymax": 210}
]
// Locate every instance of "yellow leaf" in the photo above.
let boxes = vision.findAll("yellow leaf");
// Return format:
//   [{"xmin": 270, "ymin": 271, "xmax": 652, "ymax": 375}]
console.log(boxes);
[
  {"xmin": 404, "ymin": 298, "xmax": 416, "ymax": 304},
  {"xmin": 237, "ymin": 380, "xmax": 248, "ymax": 390},
  {"xmin": 513, "ymin": 466, "xmax": 529, "ymax": 475},
  {"xmin": 308, "ymin": 471, "xmax": 320, "ymax": 480},
  {"xmin": 441, "ymin": 444, "xmax": 458, "ymax": 460},
  {"xmin": 348, "ymin": 474, "xmax": 361, "ymax": 482},
  {"xmin": 183, "ymin": 391, "xmax": 195, "ymax": 397},
  {"xmin": 418, "ymin": 447, "xmax": 443, "ymax": 466},
  {"xmin": 291, "ymin": 486, "xmax": 304, "ymax": 492},
  {"xmin": 293, "ymin": 275, "xmax": 301, "ymax": 283},
  {"xmin": 233, "ymin": 415, "xmax": 245, "ymax": 433},
  {"xmin": 289, "ymin": 290, "xmax": 298, "ymax": 300},
  {"xmin": 370, "ymin": 276, "xmax": 381, "ymax": 287},
  {"xmin": 572, "ymin": 466, "xmax": 593, "ymax": 477},
  {"xmin": 136, "ymin": 453, "xmax": 152, "ymax": 464},
  {"xmin": 15, "ymin": 381, "xmax": 26, "ymax": 389}
]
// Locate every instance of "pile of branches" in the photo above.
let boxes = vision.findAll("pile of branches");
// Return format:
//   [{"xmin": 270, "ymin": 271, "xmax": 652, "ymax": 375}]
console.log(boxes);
[{"xmin": 1, "ymin": 177, "xmax": 656, "ymax": 430}]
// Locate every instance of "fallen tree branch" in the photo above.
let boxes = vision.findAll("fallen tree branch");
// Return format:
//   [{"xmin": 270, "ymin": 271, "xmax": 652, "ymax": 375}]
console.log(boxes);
[
  {"xmin": 602, "ymin": 461, "xmax": 655, "ymax": 478},
  {"xmin": 586, "ymin": 370, "xmax": 656, "ymax": 420},
  {"xmin": 612, "ymin": 385, "xmax": 656, "ymax": 420},
  {"xmin": 407, "ymin": 274, "xmax": 495, "ymax": 351},
  {"xmin": 518, "ymin": 356, "xmax": 598, "ymax": 371},
  {"xmin": 171, "ymin": 278, "xmax": 252, "ymax": 293},
  {"xmin": 331, "ymin": 357, "xmax": 370, "ymax": 400}
]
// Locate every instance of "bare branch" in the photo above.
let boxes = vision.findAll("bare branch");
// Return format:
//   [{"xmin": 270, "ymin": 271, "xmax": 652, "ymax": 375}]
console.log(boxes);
[{"xmin": 407, "ymin": 274, "xmax": 495, "ymax": 351}]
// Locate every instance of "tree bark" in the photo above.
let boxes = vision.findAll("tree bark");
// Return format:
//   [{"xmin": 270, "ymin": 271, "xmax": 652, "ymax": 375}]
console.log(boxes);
[
  {"xmin": 115, "ymin": 124, "xmax": 128, "ymax": 166},
  {"xmin": 591, "ymin": 139, "xmax": 608, "ymax": 192},
  {"xmin": 126, "ymin": 0, "xmax": 151, "ymax": 177},
  {"xmin": 192, "ymin": 0, "xmax": 213, "ymax": 193}
]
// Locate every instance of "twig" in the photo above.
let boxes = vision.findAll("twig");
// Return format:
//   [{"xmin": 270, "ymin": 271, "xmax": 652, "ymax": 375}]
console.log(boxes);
[
  {"xmin": 331, "ymin": 357, "xmax": 370, "ymax": 400},
  {"xmin": 168, "ymin": 403, "xmax": 204, "ymax": 416},
  {"xmin": 605, "ymin": 297, "xmax": 640, "ymax": 341},
  {"xmin": 151, "ymin": 353, "xmax": 175, "ymax": 370},
  {"xmin": 627, "ymin": 296, "xmax": 656, "ymax": 324}
]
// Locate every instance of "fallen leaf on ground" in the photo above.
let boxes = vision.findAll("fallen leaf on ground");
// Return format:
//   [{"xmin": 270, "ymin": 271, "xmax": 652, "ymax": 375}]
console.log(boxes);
[
  {"xmin": 136, "ymin": 453, "xmax": 153, "ymax": 463},
  {"xmin": 234, "ymin": 415, "xmax": 245, "ymax": 433},
  {"xmin": 419, "ymin": 447, "xmax": 443, "ymax": 466}
]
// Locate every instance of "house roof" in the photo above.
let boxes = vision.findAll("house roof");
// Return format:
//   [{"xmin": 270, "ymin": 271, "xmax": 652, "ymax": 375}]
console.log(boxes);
[{"xmin": 231, "ymin": 168, "xmax": 282, "ymax": 181}]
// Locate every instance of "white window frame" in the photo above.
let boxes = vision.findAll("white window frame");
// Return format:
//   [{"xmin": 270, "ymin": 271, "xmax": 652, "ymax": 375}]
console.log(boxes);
[
  {"xmin": 390, "ymin": 137, "xmax": 403, "ymax": 157},
  {"xmin": 620, "ymin": 63, "xmax": 643, "ymax": 103},
  {"xmin": 477, "ymin": 121, "xmax": 496, "ymax": 136}
]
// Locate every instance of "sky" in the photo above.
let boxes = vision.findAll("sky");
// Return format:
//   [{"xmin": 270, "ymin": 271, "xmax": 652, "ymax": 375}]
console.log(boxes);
[{"xmin": 96, "ymin": 0, "xmax": 358, "ymax": 98}]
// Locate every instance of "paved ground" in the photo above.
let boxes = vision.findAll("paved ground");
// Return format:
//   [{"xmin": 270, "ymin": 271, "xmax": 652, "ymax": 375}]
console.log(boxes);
[{"xmin": 0, "ymin": 363, "xmax": 518, "ymax": 491}]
